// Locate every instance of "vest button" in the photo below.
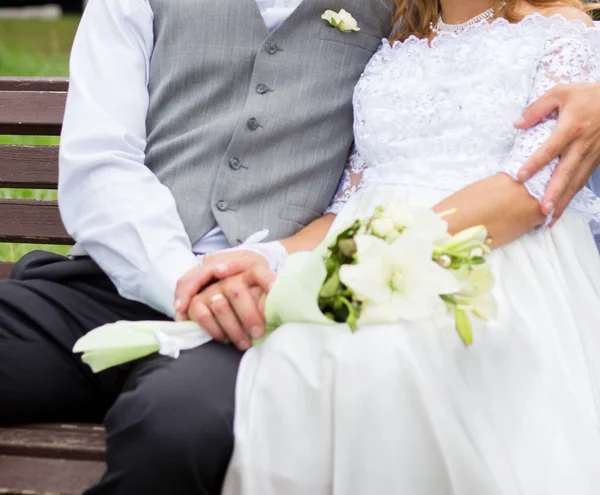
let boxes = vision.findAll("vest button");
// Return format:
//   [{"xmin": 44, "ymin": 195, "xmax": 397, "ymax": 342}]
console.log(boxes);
[
  {"xmin": 247, "ymin": 118, "xmax": 260, "ymax": 131},
  {"xmin": 216, "ymin": 200, "xmax": 228, "ymax": 212},
  {"xmin": 265, "ymin": 41, "xmax": 279, "ymax": 54},
  {"xmin": 229, "ymin": 157, "xmax": 241, "ymax": 170},
  {"xmin": 256, "ymin": 84, "xmax": 269, "ymax": 95}
]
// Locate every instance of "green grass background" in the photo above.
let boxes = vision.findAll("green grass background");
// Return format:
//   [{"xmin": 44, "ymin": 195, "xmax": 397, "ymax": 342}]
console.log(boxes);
[{"xmin": 0, "ymin": 16, "xmax": 80, "ymax": 261}]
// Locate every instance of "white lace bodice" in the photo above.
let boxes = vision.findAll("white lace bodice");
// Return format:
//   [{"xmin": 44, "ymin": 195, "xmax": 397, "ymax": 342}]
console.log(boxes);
[{"xmin": 327, "ymin": 14, "xmax": 600, "ymax": 232}]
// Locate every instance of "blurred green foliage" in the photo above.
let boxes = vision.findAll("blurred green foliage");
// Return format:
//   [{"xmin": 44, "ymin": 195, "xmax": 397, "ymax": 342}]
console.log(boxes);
[{"xmin": 0, "ymin": 16, "xmax": 80, "ymax": 261}]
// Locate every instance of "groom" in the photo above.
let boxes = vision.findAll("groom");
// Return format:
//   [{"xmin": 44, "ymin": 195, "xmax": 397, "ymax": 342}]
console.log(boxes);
[
  {"xmin": 1, "ymin": 1, "xmax": 394, "ymax": 494},
  {"xmin": 1, "ymin": 1, "xmax": 600, "ymax": 495}
]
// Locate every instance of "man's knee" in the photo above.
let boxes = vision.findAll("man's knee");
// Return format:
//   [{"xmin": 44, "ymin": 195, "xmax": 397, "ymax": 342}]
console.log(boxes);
[
  {"xmin": 107, "ymin": 380, "xmax": 235, "ymax": 458},
  {"xmin": 97, "ymin": 346, "xmax": 241, "ymax": 492}
]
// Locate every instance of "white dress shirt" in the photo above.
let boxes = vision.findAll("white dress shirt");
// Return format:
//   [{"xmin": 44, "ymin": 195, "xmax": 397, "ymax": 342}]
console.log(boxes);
[{"xmin": 59, "ymin": 0, "xmax": 301, "ymax": 318}]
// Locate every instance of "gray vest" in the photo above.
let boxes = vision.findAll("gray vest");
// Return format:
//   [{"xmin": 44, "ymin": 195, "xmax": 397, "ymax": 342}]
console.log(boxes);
[{"xmin": 147, "ymin": 0, "xmax": 393, "ymax": 245}]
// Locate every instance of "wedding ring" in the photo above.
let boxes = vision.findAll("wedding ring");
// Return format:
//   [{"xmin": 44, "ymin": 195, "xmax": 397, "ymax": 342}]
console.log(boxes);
[{"xmin": 210, "ymin": 293, "xmax": 225, "ymax": 304}]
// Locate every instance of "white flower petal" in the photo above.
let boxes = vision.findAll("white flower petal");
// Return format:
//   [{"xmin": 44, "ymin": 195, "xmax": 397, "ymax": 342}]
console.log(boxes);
[
  {"xmin": 384, "ymin": 200, "xmax": 414, "ymax": 227},
  {"xmin": 390, "ymin": 231, "xmax": 434, "ymax": 266},
  {"xmin": 422, "ymin": 261, "xmax": 462, "ymax": 295},
  {"xmin": 340, "ymin": 260, "xmax": 391, "ymax": 304},
  {"xmin": 359, "ymin": 299, "xmax": 403, "ymax": 324},
  {"xmin": 354, "ymin": 234, "xmax": 391, "ymax": 261}
]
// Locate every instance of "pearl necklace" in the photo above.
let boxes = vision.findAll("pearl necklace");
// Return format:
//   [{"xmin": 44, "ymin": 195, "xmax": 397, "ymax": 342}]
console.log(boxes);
[{"xmin": 431, "ymin": 1, "xmax": 506, "ymax": 35}]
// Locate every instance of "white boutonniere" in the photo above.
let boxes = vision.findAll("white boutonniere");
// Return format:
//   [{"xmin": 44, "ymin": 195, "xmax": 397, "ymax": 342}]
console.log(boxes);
[{"xmin": 321, "ymin": 9, "xmax": 360, "ymax": 33}]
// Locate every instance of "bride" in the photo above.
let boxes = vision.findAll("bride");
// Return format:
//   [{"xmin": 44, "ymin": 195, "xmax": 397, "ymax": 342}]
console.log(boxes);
[{"xmin": 200, "ymin": 0, "xmax": 600, "ymax": 493}]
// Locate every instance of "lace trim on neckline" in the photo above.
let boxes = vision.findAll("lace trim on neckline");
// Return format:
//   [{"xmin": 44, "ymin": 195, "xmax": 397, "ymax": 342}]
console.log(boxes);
[{"xmin": 386, "ymin": 13, "xmax": 598, "ymax": 50}]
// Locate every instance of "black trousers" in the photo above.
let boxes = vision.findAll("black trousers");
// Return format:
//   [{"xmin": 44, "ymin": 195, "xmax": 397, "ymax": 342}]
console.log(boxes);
[{"xmin": 0, "ymin": 251, "xmax": 243, "ymax": 495}]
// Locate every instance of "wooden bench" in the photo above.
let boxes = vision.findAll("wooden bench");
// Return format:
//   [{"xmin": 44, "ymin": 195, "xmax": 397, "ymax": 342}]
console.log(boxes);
[{"xmin": 0, "ymin": 77, "xmax": 106, "ymax": 495}]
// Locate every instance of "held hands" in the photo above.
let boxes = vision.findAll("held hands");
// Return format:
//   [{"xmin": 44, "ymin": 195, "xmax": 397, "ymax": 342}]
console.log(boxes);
[
  {"xmin": 174, "ymin": 251, "xmax": 276, "ymax": 351},
  {"xmin": 516, "ymin": 83, "xmax": 600, "ymax": 225}
]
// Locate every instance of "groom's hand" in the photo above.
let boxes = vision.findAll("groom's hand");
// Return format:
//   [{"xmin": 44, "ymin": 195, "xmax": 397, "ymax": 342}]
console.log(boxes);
[{"xmin": 516, "ymin": 82, "xmax": 600, "ymax": 224}]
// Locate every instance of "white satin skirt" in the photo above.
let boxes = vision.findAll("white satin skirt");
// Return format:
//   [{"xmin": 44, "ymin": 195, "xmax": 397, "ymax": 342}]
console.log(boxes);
[{"xmin": 222, "ymin": 186, "xmax": 600, "ymax": 495}]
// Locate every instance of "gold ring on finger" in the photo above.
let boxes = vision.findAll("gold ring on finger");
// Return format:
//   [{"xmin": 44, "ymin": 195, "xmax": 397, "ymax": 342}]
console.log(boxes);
[{"xmin": 210, "ymin": 293, "xmax": 226, "ymax": 304}]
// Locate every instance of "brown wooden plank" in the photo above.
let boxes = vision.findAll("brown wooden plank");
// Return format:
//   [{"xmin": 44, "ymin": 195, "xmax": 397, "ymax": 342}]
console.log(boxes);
[
  {"xmin": 0, "ymin": 200, "xmax": 72, "ymax": 244},
  {"xmin": 0, "ymin": 263, "xmax": 13, "ymax": 280},
  {"xmin": 23, "ymin": 424, "xmax": 105, "ymax": 434},
  {"xmin": 0, "ymin": 91, "xmax": 66, "ymax": 136},
  {"xmin": 0, "ymin": 455, "xmax": 104, "ymax": 495},
  {"xmin": 0, "ymin": 425, "xmax": 105, "ymax": 462},
  {"xmin": 0, "ymin": 77, "xmax": 69, "ymax": 93},
  {"xmin": 0, "ymin": 145, "xmax": 58, "ymax": 188}
]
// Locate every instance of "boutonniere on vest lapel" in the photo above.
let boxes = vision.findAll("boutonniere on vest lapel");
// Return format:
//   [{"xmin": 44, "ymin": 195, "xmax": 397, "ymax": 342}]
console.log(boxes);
[{"xmin": 321, "ymin": 9, "xmax": 360, "ymax": 33}]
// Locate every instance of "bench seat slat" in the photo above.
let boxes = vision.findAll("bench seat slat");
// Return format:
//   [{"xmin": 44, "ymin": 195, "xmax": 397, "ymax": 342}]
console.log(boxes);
[
  {"xmin": 0, "ymin": 200, "xmax": 72, "ymax": 244},
  {"xmin": 0, "ymin": 425, "xmax": 106, "ymax": 462},
  {"xmin": 0, "ymin": 145, "xmax": 59, "ymax": 188},
  {"xmin": 0, "ymin": 455, "xmax": 104, "ymax": 495},
  {"xmin": 0, "ymin": 91, "xmax": 66, "ymax": 136}
]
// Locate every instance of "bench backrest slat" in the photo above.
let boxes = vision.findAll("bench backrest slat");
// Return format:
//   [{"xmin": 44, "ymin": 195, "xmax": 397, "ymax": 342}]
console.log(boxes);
[
  {"xmin": 0, "ymin": 90, "xmax": 67, "ymax": 136},
  {"xmin": 0, "ymin": 200, "xmax": 71, "ymax": 244},
  {"xmin": 0, "ymin": 145, "xmax": 59, "ymax": 189},
  {"xmin": 0, "ymin": 78, "xmax": 72, "ymax": 280},
  {"xmin": 0, "ymin": 77, "xmax": 67, "ymax": 136},
  {"xmin": 0, "ymin": 78, "xmax": 69, "ymax": 92},
  {"xmin": 0, "ymin": 77, "xmax": 73, "ymax": 279}
]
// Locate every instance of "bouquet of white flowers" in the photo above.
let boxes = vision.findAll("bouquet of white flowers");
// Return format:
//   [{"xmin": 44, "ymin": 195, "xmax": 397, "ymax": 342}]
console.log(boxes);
[
  {"xmin": 74, "ymin": 200, "xmax": 496, "ymax": 373},
  {"xmin": 264, "ymin": 200, "xmax": 496, "ymax": 346}
]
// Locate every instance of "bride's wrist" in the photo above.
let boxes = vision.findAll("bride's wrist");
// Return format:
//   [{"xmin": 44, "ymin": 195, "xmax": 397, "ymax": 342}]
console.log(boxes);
[{"xmin": 237, "ymin": 241, "xmax": 288, "ymax": 274}]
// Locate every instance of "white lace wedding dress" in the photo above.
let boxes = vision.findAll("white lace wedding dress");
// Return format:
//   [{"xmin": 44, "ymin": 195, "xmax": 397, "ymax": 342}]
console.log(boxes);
[{"xmin": 223, "ymin": 14, "xmax": 600, "ymax": 495}]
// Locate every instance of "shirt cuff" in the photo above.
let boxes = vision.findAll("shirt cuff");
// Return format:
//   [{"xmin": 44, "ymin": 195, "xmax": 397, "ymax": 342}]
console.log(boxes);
[{"xmin": 140, "ymin": 249, "xmax": 201, "ymax": 318}]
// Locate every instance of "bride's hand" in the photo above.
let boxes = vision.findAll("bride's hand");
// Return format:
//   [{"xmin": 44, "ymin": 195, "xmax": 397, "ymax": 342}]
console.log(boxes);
[{"xmin": 433, "ymin": 173, "xmax": 547, "ymax": 248}]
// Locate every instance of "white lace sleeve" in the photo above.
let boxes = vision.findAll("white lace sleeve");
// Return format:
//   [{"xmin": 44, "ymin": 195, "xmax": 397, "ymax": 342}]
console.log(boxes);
[
  {"xmin": 325, "ymin": 146, "xmax": 368, "ymax": 214},
  {"xmin": 502, "ymin": 25, "xmax": 600, "ymax": 231}
]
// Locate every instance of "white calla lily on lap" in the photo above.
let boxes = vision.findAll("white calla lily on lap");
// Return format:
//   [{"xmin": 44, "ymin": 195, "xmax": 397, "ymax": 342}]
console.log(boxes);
[
  {"xmin": 339, "ymin": 233, "xmax": 460, "ymax": 324},
  {"xmin": 73, "ymin": 321, "xmax": 212, "ymax": 373}
]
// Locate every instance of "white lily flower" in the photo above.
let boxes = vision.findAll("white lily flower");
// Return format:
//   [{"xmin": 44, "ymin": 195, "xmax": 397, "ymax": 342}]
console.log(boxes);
[
  {"xmin": 371, "ymin": 217, "xmax": 397, "ymax": 239},
  {"xmin": 321, "ymin": 9, "xmax": 360, "ymax": 32},
  {"xmin": 453, "ymin": 264, "xmax": 497, "ymax": 321},
  {"xmin": 384, "ymin": 200, "xmax": 450, "ymax": 245},
  {"xmin": 340, "ymin": 233, "xmax": 460, "ymax": 324},
  {"xmin": 383, "ymin": 200, "xmax": 414, "ymax": 228}
]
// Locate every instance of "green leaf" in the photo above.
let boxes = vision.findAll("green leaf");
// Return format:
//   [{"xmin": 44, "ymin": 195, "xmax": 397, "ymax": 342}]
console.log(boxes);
[
  {"xmin": 455, "ymin": 307, "xmax": 473, "ymax": 346},
  {"xmin": 319, "ymin": 271, "xmax": 340, "ymax": 299}
]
